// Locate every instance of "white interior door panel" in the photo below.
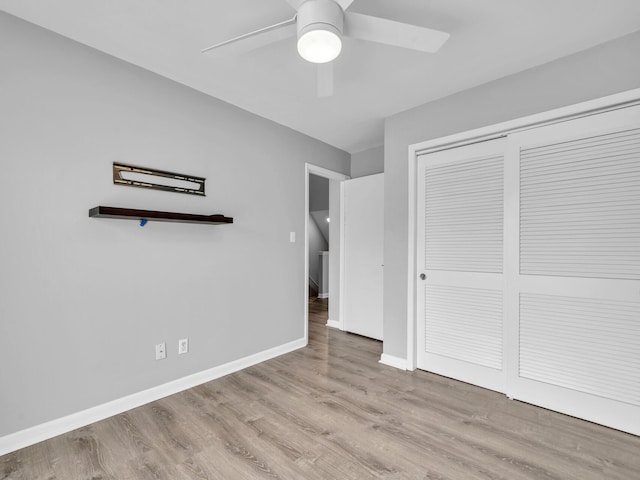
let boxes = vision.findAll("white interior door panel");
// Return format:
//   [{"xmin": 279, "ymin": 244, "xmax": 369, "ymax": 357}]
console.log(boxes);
[
  {"xmin": 417, "ymin": 138, "xmax": 507, "ymax": 393},
  {"xmin": 506, "ymin": 105, "xmax": 640, "ymax": 435},
  {"xmin": 343, "ymin": 173, "xmax": 384, "ymax": 340}
]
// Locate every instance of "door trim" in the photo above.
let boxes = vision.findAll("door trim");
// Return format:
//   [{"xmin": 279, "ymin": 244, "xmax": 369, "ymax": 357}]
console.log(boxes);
[{"xmin": 406, "ymin": 87, "xmax": 640, "ymax": 371}]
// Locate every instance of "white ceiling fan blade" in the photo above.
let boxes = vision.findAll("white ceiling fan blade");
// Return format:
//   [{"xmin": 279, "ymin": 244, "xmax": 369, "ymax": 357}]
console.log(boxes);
[
  {"xmin": 202, "ymin": 16, "xmax": 296, "ymax": 57},
  {"xmin": 286, "ymin": 0, "xmax": 354, "ymax": 12},
  {"xmin": 317, "ymin": 62, "xmax": 334, "ymax": 97},
  {"xmin": 344, "ymin": 12, "xmax": 450, "ymax": 53},
  {"xmin": 284, "ymin": 0, "xmax": 307, "ymax": 10},
  {"xmin": 336, "ymin": 0, "xmax": 355, "ymax": 11}
]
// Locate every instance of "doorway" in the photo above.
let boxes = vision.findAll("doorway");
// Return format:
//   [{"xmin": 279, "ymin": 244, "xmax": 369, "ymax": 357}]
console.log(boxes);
[
  {"xmin": 304, "ymin": 164, "xmax": 349, "ymax": 345},
  {"xmin": 308, "ymin": 174, "xmax": 330, "ymax": 300}
]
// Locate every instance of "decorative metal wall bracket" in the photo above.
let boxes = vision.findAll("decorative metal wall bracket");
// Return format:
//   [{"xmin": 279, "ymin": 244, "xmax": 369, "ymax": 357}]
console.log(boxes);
[{"xmin": 113, "ymin": 162, "xmax": 205, "ymax": 196}]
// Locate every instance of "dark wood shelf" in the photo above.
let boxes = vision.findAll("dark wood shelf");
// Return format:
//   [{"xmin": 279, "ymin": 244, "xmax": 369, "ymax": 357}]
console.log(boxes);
[{"xmin": 89, "ymin": 206, "xmax": 233, "ymax": 225}]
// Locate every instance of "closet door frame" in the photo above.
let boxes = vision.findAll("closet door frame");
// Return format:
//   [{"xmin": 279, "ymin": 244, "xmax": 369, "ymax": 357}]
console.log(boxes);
[{"xmin": 407, "ymin": 88, "xmax": 640, "ymax": 372}]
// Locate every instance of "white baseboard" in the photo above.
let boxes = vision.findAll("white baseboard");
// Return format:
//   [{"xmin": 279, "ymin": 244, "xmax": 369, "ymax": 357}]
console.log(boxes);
[
  {"xmin": 0, "ymin": 337, "xmax": 306, "ymax": 457},
  {"xmin": 379, "ymin": 353, "xmax": 408, "ymax": 370},
  {"xmin": 326, "ymin": 319, "xmax": 342, "ymax": 330},
  {"xmin": 317, "ymin": 293, "xmax": 329, "ymax": 299}
]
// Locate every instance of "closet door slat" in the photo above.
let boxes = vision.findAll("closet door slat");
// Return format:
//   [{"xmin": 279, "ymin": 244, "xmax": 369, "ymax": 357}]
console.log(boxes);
[
  {"xmin": 426, "ymin": 155, "xmax": 504, "ymax": 273},
  {"xmin": 520, "ymin": 128, "xmax": 640, "ymax": 280},
  {"xmin": 520, "ymin": 293, "xmax": 640, "ymax": 406}
]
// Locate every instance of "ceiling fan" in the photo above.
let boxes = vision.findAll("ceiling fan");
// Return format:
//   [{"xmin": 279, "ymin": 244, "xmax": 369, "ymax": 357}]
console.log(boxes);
[{"xmin": 202, "ymin": 0, "xmax": 450, "ymax": 97}]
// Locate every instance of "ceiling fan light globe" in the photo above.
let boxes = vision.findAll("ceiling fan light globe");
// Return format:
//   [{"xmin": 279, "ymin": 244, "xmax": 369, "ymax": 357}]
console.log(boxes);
[{"xmin": 297, "ymin": 28, "xmax": 342, "ymax": 63}]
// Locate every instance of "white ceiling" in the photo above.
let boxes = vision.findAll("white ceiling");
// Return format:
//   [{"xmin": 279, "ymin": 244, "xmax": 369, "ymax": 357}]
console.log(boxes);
[{"xmin": 2, "ymin": 0, "xmax": 640, "ymax": 153}]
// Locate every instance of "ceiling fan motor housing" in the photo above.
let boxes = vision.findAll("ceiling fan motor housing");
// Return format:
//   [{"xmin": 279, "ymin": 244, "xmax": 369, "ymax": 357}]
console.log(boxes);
[{"xmin": 297, "ymin": 0, "xmax": 344, "ymax": 41}]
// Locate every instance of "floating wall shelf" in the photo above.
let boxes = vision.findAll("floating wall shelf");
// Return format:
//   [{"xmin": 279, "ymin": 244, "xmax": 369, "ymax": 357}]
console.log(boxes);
[{"xmin": 89, "ymin": 206, "xmax": 233, "ymax": 225}]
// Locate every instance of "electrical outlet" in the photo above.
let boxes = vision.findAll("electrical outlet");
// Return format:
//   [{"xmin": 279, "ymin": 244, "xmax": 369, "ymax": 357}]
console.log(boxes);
[
  {"xmin": 178, "ymin": 338, "xmax": 189, "ymax": 355},
  {"xmin": 155, "ymin": 342, "xmax": 166, "ymax": 360}
]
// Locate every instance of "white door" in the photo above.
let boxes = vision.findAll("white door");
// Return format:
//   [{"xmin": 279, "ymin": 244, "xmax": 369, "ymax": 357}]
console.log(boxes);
[
  {"xmin": 506, "ymin": 105, "xmax": 640, "ymax": 435},
  {"xmin": 416, "ymin": 139, "xmax": 507, "ymax": 393},
  {"xmin": 343, "ymin": 173, "xmax": 384, "ymax": 340}
]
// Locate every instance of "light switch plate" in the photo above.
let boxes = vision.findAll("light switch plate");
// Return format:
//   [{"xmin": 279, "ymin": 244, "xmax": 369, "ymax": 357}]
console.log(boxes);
[{"xmin": 155, "ymin": 343, "xmax": 166, "ymax": 360}]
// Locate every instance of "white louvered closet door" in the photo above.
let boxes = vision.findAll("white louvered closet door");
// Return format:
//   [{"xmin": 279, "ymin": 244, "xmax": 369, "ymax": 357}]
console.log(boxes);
[
  {"xmin": 507, "ymin": 105, "xmax": 640, "ymax": 435},
  {"xmin": 417, "ymin": 138, "xmax": 507, "ymax": 393}
]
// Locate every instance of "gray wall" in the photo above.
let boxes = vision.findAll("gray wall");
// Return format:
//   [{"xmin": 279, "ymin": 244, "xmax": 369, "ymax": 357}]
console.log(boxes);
[
  {"xmin": 383, "ymin": 30, "xmax": 640, "ymax": 360},
  {"xmin": 328, "ymin": 179, "xmax": 342, "ymax": 324},
  {"xmin": 308, "ymin": 174, "xmax": 330, "ymax": 289},
  {"xmin": 309, "ymin": 174, "xmax": 329, "ymax": 211},
  {"xmin": 351, "ymin": 145, "xmax": 384, "ymax": 178},
  {"xmin": 0, "ymin": 12, "xmax": 349, "ymax": 437},
  {"xmin": 308, "ymin": 213, "xmax": 328, "ymax": 287},
  {"xmin": 310, "ymin": 210, "xmax": 330, "ymax": 244}
]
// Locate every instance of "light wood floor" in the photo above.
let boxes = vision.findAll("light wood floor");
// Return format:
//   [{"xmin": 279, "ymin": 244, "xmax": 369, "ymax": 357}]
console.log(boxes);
[{"xmin": 2, "ymin": 298, "xmax": 640, "ymax": 479}]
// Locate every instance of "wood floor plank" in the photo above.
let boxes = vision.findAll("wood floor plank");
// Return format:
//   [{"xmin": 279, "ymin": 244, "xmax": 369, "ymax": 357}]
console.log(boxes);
[
  {"xmin": 0, "ymin": 440, "xmax": 57, "ymax": 480},
  {"xmin": 2, "ymin": 297, "xmax": 640, "ymax": 479}
]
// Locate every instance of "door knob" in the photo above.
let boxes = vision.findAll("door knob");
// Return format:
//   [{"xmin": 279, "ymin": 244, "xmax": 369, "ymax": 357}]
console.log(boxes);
[{"xmin": 420, "ymin": 273, "xmax": 426, "ymax": 280}]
